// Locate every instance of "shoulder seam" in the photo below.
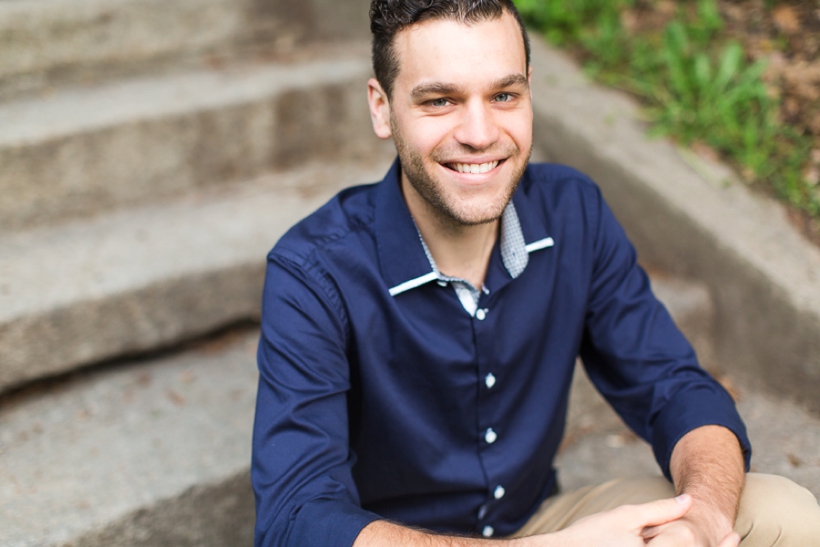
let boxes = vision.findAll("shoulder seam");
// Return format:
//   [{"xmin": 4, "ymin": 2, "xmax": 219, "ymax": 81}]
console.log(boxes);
[{"xmin": 272, "ymin": 252, "xmax": 351, "ymax": 341}]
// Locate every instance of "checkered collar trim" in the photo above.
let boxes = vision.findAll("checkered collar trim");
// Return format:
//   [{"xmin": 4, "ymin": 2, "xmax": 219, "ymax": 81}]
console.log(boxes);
[{"xmin": 388, "ymin": 201, "xmax": 554, "ymax": 298}]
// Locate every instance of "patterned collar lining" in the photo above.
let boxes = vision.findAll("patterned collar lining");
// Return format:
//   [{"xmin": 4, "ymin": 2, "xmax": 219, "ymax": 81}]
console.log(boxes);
[{"xmin": 416, "ymin": 202, "xmax": 529, "ymax": 316}]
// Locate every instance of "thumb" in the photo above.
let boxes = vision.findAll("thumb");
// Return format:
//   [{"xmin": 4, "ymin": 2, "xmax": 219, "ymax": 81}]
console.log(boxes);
[
  {"xmin": 718, "ymin": 531, "xmax": 741, "ymax": 547},
  {"xmin": 632, "ymin": 494, "xmax": 693, "ymax": 528}
]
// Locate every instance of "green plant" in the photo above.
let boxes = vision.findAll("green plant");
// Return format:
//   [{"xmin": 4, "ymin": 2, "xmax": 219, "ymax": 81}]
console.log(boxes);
[
  {"xmin": 515, "ymin": 0, "xmax": 631, "ymax": 46},
  {"xmin": 516, "ymin": 0, "xmax": 819, "ymax": 218}
]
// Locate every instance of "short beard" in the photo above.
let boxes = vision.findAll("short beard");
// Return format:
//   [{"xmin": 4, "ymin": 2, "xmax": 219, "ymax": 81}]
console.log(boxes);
[{"xmin": 391, "ymin": 115, "xmax": 530, "ymax": 227}]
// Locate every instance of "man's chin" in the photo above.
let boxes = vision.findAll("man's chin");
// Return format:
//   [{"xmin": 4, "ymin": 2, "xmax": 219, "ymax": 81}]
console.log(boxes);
[
  {"xmin": 399, "ymin": 153, "xmax": 523, "ymax": 228},
  {"xmin": 438, "ymin": 198, "xmax": 510, "ymax": 227}
]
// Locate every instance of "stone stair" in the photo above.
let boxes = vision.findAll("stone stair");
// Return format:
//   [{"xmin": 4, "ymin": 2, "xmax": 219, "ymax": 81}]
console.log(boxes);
[
  {"xmin": 0, "ymin": 0, "xmax": 387, "ymax": 393},
  {"xmin": 1, "ymin": 1, "xmax": 818, "ymax": 545},
  {"xmin": 0, "ymin": 0, "xmax": 371, "ymax": 101},
  {"xmin": 0, "ymin": 48, "xmax": 378, "ymax": 232},
  {"xmin": 0, "ymin": 156, "xmax": 391, "ymax": 392},
  {"xmin": 0, "ymin": 329, "xmax": 260, "ymax": 547}
]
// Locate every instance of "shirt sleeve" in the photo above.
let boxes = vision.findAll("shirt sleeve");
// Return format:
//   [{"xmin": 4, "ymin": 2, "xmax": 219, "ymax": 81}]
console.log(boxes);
[
  {"xmin": 252, "ymin": 252, "xmax": 380, "ymax": 547},
  {"xmin": 578, "ymin": 185, "xmax": 752, "ymax": 480}
]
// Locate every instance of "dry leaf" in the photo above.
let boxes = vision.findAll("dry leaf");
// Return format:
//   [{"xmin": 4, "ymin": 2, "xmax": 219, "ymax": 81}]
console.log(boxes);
[
  {"xmin": 804, "ymin": 166, "xmax": 820, "ymax": 186},
  {"xmin": 167, "ymin": 390, "xmax": 185, "ymax": 406},
  {"xmin": 772, "ymin": 5, "xmax": 801, "ymax": 34}
]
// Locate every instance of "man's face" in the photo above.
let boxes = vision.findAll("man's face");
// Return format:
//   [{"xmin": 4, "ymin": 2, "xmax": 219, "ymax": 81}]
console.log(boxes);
[{"xmin": 369, "ymin": 12, "xmax": 533, "ymax": 226}]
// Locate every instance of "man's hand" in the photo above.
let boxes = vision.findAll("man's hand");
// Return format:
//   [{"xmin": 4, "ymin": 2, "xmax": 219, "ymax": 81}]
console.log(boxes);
[
  {"xmin": 357, "ymin": 496, "xmax": 696, "ymax": 547},
  {"xmin": 643, "ymin": 424, "xmax": 746, "ymax": 547},
  {"xmin": 642, "ymin": 518, "xmax": 741, "ymax": 547},
  {"xmin": 520, "ymin": 494, "xmax": 695, "ymax": 547}
]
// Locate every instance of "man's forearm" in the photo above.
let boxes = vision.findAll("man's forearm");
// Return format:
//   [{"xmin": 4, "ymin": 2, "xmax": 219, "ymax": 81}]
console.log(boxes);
[
  {"xmin": 354, "ymin": 494, "xmax": 698, "ymax": 547},
  {"xmin": 354, "ymin": 520, "xmax": 527, "ymax": 547},
  {"xmin": 669, "ymin": 424, "xmax": 746, "ymax": 538}
]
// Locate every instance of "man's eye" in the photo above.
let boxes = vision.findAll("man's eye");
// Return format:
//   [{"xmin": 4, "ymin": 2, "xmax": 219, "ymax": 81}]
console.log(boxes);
[
  {"xmin": 494, "ymin": 93, "xmax": 513, "ymax": 102},
  {"xmin": 429, "ymin": 98, "xmax": 451, "ymax": 107}
]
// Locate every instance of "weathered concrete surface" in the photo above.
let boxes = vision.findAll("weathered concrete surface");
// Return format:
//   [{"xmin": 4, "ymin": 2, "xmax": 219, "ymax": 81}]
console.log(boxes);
[
  {"xmin": 69, "ymin": 470, "xmax": 255, "ymax": 547},
  {"xmin": 0, "ymin": 48, "xmax": 378, "ymax": 231},
  {"xmin": 0, "ymin": 154, "xmax": 394, "ymax": 393},
  {"xmin": 529, "ymin": 36, "xmax": 820, "ymax": 414},
  {"xmin": 558, "ymin": 362, "xmax": 820, "ymax": 502},
  {"xmin": 0, "ymin": 329, "xmax": 260, "ymax": 547},
  {"xmin": 75, "ymin": 470, "xmax": 255, "ymax": 547},
  {"xmin": 558, "ymin": 274, "xmax": 820, "ymax": 498},
  {"xmin": 0, "ymin": 0, "xmax": 371, "ymax": 100}
]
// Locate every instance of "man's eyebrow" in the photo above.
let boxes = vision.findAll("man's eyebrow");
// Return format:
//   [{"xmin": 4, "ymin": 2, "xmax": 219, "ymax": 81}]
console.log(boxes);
[
  {"xmin": 492, "ymin": 73, "xmax": 529, "ymax": 90},
  {"xmin": 410, "ymin": 82, "xmax": 463, "ymax": 99},
  {"xmin": 409, "ymin": 74, "xmax": 529, "ymax": 99}
]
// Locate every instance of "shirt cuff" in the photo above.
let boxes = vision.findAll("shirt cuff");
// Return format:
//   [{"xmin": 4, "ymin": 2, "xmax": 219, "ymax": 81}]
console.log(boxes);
[
  {"xmin": 288, "ymin": 498, "xmax": 382, "ymax": 547},
  {"xmin": 651, "ymin": 384, "xmax": 752, "ymax": 481}
]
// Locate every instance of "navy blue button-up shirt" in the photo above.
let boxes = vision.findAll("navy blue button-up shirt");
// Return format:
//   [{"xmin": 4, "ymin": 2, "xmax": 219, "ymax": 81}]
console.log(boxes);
[{"xmin": 252, "ymin": 160, "xmax": 751, "ymax": 547}]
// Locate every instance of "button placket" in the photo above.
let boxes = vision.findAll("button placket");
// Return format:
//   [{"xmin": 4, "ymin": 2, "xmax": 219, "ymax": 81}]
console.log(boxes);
[{"xmin": 473, "ymin": 295, "xmax": 498, "ymax": 539}]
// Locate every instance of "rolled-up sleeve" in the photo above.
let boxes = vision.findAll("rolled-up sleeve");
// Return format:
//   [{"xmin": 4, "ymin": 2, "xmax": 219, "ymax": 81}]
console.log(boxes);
[
  {"xmin": 252, "ymin": 252, "xmax": 380, "ymax": 547},
  {"xmin": 578, "ymin": 186, "xmax": 751, "ymax": 480}
]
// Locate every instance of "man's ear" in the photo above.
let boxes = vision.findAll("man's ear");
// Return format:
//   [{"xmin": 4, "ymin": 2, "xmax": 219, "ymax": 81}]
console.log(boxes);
[{"xmin": 367, "ymin": 78, "xmax": 392, "ymax": 140}]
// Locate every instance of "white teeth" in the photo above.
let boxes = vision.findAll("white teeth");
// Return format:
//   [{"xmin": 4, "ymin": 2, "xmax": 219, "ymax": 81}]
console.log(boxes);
[{"xmin": 451, "ymin": 161, "xmax": 499, "ymax": 174}]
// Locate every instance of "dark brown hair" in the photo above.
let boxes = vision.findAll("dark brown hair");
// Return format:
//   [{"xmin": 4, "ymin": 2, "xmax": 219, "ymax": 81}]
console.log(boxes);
[{"xmin": 370, "ymin": 0, "xmax": 531, "ymax": 99}]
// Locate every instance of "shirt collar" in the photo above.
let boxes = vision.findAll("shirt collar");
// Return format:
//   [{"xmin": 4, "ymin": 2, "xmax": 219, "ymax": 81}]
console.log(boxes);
[
  {"xmin": 417, "ymin": 202, "xmax": 528, "ymax": 282},
  {"xmin": 374, "ymin": 159, "xmax": 435, "ymax": 295},
  {"xmin": 375, "ymin": 158, "xmax": 554, "ymax": 297}
]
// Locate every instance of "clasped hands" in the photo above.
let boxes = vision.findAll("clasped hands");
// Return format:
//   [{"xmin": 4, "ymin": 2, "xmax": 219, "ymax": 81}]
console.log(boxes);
[{"xmin": 519, "ymin": 494, "xmax": 741, "ymax": 547}]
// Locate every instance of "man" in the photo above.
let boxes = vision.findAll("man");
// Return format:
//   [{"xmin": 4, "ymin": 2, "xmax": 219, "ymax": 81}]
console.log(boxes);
[{"xmin": 251, "ymin": 1, "xmax": 820, "ymax": 546}]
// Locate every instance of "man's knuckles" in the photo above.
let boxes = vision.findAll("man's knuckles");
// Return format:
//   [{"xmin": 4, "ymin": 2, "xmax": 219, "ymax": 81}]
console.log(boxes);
[{"xmin": 622, "ymin": 496, "xmax": 692, "ymax": 527}]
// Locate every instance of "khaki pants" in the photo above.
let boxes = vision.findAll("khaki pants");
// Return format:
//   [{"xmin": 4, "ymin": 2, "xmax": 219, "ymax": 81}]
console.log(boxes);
[{"xmin": 512, "ymin": 474, "xmax": 820, "ymax": 546}]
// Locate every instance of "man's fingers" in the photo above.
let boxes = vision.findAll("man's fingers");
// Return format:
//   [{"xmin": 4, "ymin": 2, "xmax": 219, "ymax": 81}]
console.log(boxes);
[
  {"xmin": 718, "ymin": 531, "xmax": 741, "ymax": 547},
  {"xmin": 640, "ymin": 523, "xmax": 663, "ymax": 539},
  {"xmin": 629, "ymin": 494, "xmax": 693, "ymax": 528}
]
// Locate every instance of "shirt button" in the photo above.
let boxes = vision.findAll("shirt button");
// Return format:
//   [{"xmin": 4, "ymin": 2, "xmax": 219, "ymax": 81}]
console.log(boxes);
[
  {"xmin": 485, "ymin": 373, "xmax": 496, "ymax": 389},
  {"xmin": 494, "ymin": 485, "xmax": 506, "ymax": 499},
  {"xmin": 477, "ymin": 504, "xmax": 488, "ymax": 519},
  {"xmin": 475, "ymin": 308, "xmax": 487, "ymax": 321},
  {"xmin": 482, "ymin": 526, "xmax": 494, "ymax": 538},
  {"xmin": 484, "ymin": 428, "xmax": 497, "ymax": 444}
]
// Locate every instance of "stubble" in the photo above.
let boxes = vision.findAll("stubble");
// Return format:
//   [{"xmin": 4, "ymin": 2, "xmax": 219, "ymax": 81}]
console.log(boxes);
[{"xmin": 390, "ymin": 114, "xmax": 530, "ymax": 228}]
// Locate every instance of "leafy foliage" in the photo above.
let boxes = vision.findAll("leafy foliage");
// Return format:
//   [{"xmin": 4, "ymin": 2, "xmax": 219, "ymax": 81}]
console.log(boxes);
[{"xmin": 516, "ymin": 0, "xmax": 818, "ymax": 217}]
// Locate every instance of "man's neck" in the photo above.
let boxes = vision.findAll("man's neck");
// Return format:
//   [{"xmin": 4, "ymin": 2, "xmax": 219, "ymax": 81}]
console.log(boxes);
[{"xmin": 401, "ymin": 176, "xmax": 499, "ymax": 290}]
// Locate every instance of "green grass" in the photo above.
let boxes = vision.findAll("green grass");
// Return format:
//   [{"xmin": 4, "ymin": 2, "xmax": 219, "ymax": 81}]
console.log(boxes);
[{"xmin": 516, "ymin": 0, "xmax": 819, "ymax": 219}]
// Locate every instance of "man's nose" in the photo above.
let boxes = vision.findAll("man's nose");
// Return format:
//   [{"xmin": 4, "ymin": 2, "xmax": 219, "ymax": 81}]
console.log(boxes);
[{"xmin": 454, "ymin": 101, "xmax": 499, "ymax": 151}]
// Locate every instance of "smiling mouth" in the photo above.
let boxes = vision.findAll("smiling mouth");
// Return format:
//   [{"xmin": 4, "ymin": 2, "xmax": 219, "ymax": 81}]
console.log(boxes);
[{"xmin": 444, "ymin": 160, "xmax": 502, "ymax": 174}]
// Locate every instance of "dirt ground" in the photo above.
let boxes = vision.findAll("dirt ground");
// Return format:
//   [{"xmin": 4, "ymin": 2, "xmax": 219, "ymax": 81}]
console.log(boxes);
[
  {"xmin": 723, "ymin": 0, "xmax": 820, "ymax": 243},
  {"xmin": 621, "ymin": 1, "xmax": 820, "ymax": 244}
]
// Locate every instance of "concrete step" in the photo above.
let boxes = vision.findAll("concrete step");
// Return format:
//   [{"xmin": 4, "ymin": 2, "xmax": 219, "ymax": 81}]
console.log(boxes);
[
  {"xmin": 528, "ymin": 35, "xmax": 820, "ymax": 414},
  {"xmin": 559, "ymin": 274, "xmax": 820, "ymax": 498},
  {"xmin": 0, "ymin": 46, "xmax": 380, "ymax": 231},
  {"xmin": 0, "ymin": 0, "xmax": 371, "ymax": 101},
  {"xmin": 0, "ymin": 327, "xmax": 261, "ymax": 547},
  {"xmin": 0, "ymin": 154, "xmax": 394, "ymax": 394},
  {"xmin": 559, "ymin": 363, "xmax": 820, "ymax": 502},
  {"xmin": 1, "ymin": 278, "xmax": 816, "ymax": 547}
]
